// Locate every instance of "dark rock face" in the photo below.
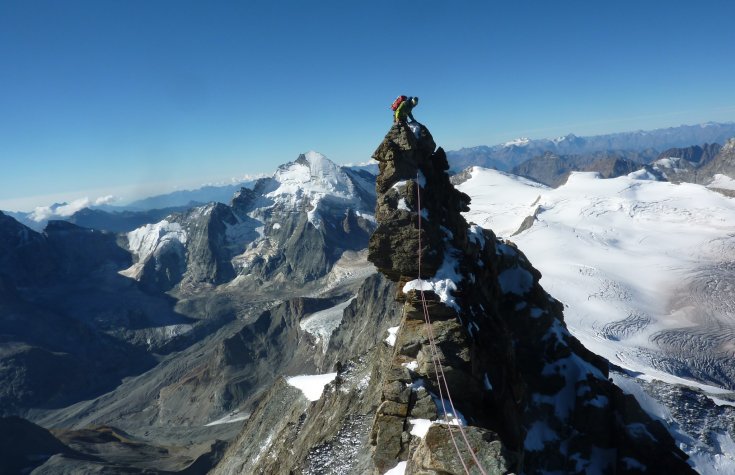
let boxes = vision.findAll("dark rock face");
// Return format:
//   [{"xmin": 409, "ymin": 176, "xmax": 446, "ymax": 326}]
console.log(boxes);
[
  {"xmin": 0, "ymin": 211, "xmax": 57, "ymax": 285},
  {"xmin": 43, "ymin": 220, "xmax": 132, "ymax": 279},
  {"xmin": 0, "ymin": 416, "xmax": 83, "ymax": 474},
  {"xmin": 369, "ymin": 124, "xmax": 469, "ymax": 281},
  {"xmin": 700, "ymin": 137, "xmax": 735, "ymax": 184},
  {"xmin": 178, "ymin": 203, "xmax": 238, "ymax": 285},
  {"xmin": 658, "ymin": 143, "xmax": 722, "ymax": 165},
  {"xmin": 127, "ymin": 202, "xmax": 240, "ymax": 292},
  {"xmin": 366, "ymin": 123, "xmax": 695, "ymax": 474},
  {"xmin": 0, "ymin": 216, "xmax": 159, "ymax": 416},
  {"xmin": 644, "ymin": 139, "xmax": 735, "ymax": 188},
  {"xmin": 511, "ymin": 152, "xmax": 644, "ymax": 187},
  {"xmin": 211, "ymin": 274, "xmax": 402, "ymax": 475}
]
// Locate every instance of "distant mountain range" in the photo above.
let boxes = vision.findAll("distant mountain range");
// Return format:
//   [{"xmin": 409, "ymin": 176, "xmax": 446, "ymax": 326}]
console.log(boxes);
[
  {"xmin": 509, "ymin": 137, "xmax": 735, "ymax": 189},
  {"xmin": 447, "ymin": 121, "xmax": 735, "ymax": 172},
  {"xmin": 119, "ymin": 181, "xmax": 261, "ymax": 211}
]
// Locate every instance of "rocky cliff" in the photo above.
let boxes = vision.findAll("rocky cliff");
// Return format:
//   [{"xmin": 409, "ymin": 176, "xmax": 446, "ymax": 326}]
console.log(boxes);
[{"xmin": 365, "ymin": 123, "xmax": 695, "ymax": 474}]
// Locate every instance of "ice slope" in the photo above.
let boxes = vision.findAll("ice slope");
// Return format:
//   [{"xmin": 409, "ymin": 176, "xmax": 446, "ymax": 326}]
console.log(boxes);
[
  {"xmin": 452, "ymin": 168, "xmax": 549, "ymax": 236},
  {"xmin": 458, "ymin": 167, "xmax": 735, "ymax": 470},
  {"xmin": 709, "ymin": 174, "xmax": 735, "ymax": 191}
]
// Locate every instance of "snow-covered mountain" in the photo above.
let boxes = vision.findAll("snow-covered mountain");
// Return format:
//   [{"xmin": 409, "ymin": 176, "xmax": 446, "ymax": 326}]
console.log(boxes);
[
  {"xmin": 456, "ymin": 166, "xmax": 735, "ymax": 470},
  {"xmin": 122, "ymin": 151, "xmax": 377, "ymax": 291},
  {"xmin": 447, "ymin": 121, "xmax": 735, "ymax": 172}
]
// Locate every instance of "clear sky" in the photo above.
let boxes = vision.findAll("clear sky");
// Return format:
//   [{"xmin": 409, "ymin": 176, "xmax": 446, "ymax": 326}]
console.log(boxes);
[{"xmin": 2, "ymin": 0, "xmax": 734, "ymax": 211}]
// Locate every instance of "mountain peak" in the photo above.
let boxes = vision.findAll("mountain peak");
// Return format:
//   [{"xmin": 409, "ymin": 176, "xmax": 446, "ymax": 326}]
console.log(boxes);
[
  {"xmin": 365, "ymin": 121, "xmax": 695, "ymax": 473},
  {"xmin": 273, "ymin": 152, "xmax": 352, "ymax": 196}
]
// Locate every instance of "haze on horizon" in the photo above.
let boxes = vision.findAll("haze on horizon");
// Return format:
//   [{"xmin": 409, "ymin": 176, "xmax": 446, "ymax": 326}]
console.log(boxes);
[{"xmin": 1, "ymin": 0, "xmax": 734, "ymax": 212}]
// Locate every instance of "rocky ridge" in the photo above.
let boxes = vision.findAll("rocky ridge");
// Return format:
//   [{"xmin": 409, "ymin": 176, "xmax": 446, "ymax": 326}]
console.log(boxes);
[
  {"xmin": 365, "ymin": 123, "xmax": 696, "ymax": 473},
  {"xmin": 510, "ymin": 151, "xmax": 642, "ymax": 188},
  {"xmin": 640, "ymin": 138, "xmax": 734, "ymax": 189}
]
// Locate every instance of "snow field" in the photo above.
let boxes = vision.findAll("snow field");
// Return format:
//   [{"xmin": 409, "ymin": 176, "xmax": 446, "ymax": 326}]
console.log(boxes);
[
  {"xmin": 286, "ymin": 373, "xmax": 338, "ymax": 401},
  {"xmin": 126, "ymin": 220, "xmax": 187, "ymax": 262},
  {"xmin": 709, "ymin": 174, "xmax": 735, "ymax": 191},
  {"xmin": 458, "ymin": 167, "xmax": 735, "ymax": 470},
  {"xmin": 458, "ymin": 168, "xmax": 735, "ymax": 384}
]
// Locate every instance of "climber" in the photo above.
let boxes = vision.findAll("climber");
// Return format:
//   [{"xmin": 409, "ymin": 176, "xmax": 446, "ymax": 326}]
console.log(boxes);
[{"xmin": 394, "ymin": 96, "xmax": 419, "ymax": 124}]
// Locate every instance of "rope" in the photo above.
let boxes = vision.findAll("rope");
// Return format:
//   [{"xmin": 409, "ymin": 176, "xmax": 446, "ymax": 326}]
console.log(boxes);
[
  {"xmin": 416, "ymin": 175, "xmax": 470, "ymax": 475},
  {"xmin": 415, "ymin": 172, "xmax": 489, "ymax": 475}
]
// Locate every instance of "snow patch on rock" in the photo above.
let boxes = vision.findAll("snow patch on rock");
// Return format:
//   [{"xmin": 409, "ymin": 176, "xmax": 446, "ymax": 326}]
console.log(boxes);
[{"xmin": 286, "ymin": 373, "xmax": 338, "ymax": 402}]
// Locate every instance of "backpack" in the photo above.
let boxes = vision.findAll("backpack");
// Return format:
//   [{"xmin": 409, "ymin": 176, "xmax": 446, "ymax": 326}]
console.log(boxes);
[{"xmin": 391, "ymin": 95, "xmax": 408, "ymax": 111}]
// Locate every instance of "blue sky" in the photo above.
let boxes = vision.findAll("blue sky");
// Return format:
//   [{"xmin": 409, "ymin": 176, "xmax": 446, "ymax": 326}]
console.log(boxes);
[{"xmin": 1, "ymin": 0, "xmax": 734, "ymax": 211}]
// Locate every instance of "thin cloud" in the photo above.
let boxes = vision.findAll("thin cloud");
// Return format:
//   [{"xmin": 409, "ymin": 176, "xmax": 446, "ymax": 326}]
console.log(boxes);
[{"xmin": 29, "ymin": 195, "xmax": 119, "ymax": 222}]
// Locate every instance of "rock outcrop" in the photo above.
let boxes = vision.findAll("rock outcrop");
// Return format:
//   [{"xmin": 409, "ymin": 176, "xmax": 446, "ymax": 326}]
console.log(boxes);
[
  {"xmin": 657, "ymin": 143, "xmax": 722, "ymax": 165},
  {"xmin": 366, "ymin": 122, "xmax": 696, "ymax": 474},
  {"xmin": 643, "ymin": 139, "xmax": 735, "ymax": 188},
  {"xmin": 511, "ymin": 152, "xmax": 644, "ymax": 188},
  {"xmin": 700, "ymin": 137, "xmax": 735, "ymax": 184}
]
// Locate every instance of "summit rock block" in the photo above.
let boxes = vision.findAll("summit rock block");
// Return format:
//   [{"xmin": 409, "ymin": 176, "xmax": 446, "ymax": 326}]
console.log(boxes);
[{"xmin": 367, "ymin": 122, "xmax": 695, "ymax": 474}]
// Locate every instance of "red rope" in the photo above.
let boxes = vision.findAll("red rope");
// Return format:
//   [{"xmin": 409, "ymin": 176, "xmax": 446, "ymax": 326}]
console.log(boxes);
[{"xmin": 415, "ymin": 172, "xmax": 488, "ymax": 475}]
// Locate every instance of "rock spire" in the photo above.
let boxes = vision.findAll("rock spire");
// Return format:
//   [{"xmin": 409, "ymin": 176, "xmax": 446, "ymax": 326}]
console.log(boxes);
[{"xmin": 367, "ymin": 122, "xmax": 695, "ymax": 474}]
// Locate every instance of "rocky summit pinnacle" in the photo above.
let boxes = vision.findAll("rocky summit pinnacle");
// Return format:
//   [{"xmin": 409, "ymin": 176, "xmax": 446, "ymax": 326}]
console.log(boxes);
[{"xmin": 366, "ymin": 122, "xmax": 695, "ymax": 474}]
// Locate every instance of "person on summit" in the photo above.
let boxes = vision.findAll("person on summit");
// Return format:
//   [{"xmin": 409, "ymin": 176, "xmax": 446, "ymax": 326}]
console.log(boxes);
[{"xmin": 391, "ymin": 96, "xmax": 419, "ymax": 124}]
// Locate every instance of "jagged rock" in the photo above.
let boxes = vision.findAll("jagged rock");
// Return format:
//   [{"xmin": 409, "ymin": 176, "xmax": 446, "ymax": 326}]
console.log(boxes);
[
  {"xmin": 209, "ymin": 274, "xmax": 402, "ymax": 474},
  {"xmin": 700, "ymin": 137, "xmax": 735, "ymax": 184},
  {"xmin": 511, "ymin": 205, "xmax": 541, "ymax": 236},
  {"xmin": 511, "ymin": 152, "xmax": 644, "ymax": 188},
  {"xmin": 366, "ymin": 122, "xmax": 696, "ymax": 474},
  {"xmin": 408, "ymin": 424, "xmax": 515, "ymax": 475},
  {"xmin": 408, "ymin": 386, "xmax": 437, "ymax": 420},
  {"xmin": 372, "ymin": 413, "xmax": 407, "ymax": 472},
  {"xmin": 658, "ymin": 143, "xmax": 722, "ymax": 165}
]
